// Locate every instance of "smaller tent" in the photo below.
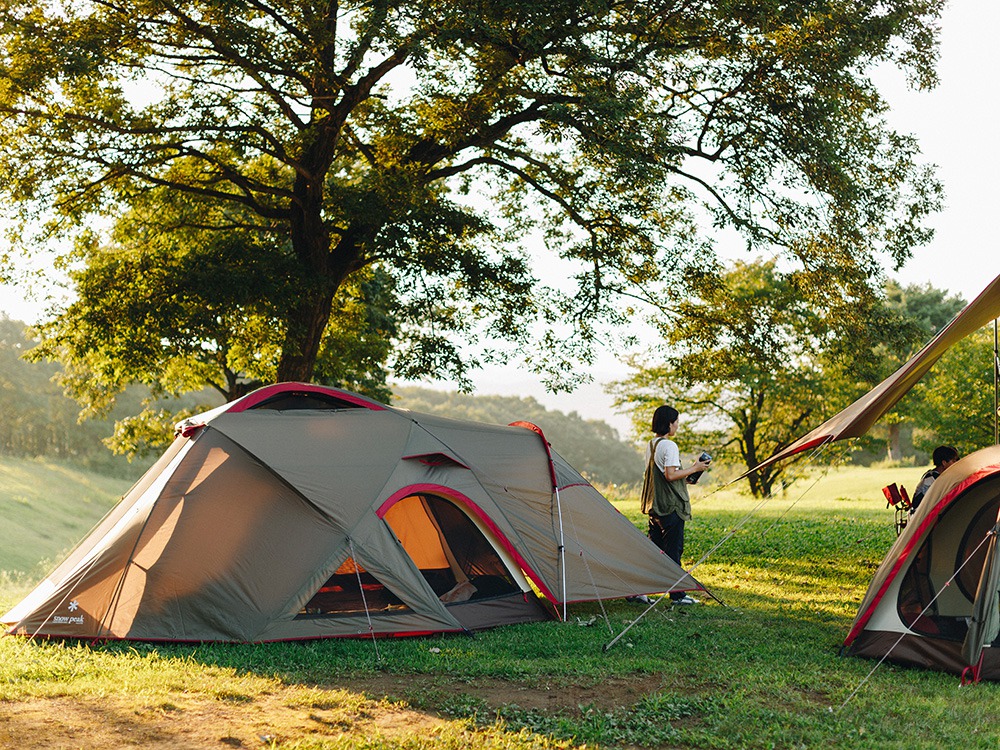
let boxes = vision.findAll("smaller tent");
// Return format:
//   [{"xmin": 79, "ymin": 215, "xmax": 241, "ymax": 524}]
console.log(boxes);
[
  {"xmin": 843, "ymin": 445, "xmax": 1000, "ymax": 678},
  {"xmin": 3, "ymin": 383, "xmax": 702, "ymax": 642}
]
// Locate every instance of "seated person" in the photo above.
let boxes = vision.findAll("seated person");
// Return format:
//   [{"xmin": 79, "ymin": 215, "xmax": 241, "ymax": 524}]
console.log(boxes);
[{"xmin": 911, "ymin": 445, "xmax": 960, "ymax": 513}]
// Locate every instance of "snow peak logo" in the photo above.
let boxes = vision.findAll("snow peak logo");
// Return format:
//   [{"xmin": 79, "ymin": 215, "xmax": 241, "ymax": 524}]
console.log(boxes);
[{"xmin": 52, "ymin": 600, "xmax": 85, "ymax": 626}]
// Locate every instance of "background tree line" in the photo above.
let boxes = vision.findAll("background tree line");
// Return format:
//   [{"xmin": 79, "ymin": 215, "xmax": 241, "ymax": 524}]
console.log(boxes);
[{"xmin": 5, "ymin": 257, "xmax": 995, "ymax": 494}]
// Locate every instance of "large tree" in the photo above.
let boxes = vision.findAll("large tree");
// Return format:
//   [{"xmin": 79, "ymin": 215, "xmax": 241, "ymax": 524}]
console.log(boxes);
[{"xmin": 1, "ymin": 0, "xmax": 944, "ymax": 399}]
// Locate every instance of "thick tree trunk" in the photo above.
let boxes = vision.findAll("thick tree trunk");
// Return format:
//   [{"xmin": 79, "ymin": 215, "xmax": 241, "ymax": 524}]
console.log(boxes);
[
  {"xmin": 276, "ymin": 285, "xmax": 339, "ymax": 383},
  {"xmin": 276, "ymin": 198, "xmax": 371, "ymax": 383}
]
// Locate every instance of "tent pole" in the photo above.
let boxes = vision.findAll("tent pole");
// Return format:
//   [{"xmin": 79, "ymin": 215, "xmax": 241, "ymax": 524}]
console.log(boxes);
[
  {"xmin": 994, "ymin": 318, "xmax": 999, "ymax": 445},
  {"xmin": 554, "ymin": 485, "xmax": 567, "ymax": 622}
]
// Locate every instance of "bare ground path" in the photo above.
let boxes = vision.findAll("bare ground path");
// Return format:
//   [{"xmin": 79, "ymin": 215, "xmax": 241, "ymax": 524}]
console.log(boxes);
[{"xmin": 0, "ymin": 673, "xmax": 669, "ymax": 748}]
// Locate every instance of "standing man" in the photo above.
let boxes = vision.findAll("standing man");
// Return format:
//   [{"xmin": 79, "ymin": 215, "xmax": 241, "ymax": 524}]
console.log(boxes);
[{"xmin": 639, "ymin": 405, "xmax": 711, "ymax": 605}]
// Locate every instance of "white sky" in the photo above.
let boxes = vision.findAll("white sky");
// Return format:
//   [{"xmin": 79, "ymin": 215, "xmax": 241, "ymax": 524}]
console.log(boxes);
[{"xmin": 2, "ymin": 2, "xmax": 997, "ymax": 435}]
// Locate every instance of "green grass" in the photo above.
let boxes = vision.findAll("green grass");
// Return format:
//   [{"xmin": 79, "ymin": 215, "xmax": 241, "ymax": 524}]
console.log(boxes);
[{"xmin": 4, "ymin": 461, "xmax": 998, "ymax": 748}]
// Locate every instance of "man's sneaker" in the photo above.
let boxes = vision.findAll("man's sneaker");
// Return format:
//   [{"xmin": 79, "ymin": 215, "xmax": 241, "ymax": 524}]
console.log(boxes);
[
  {"xmin": 626, "ymin": 595, "xmax": 654, "ymax": 605},
  {"xmin": 671, "ymin": 595, "xmax": 699, "ymax": 606}
]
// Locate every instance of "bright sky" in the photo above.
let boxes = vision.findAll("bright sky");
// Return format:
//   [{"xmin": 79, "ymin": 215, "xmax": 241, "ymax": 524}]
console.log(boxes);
[{"xmin": 2, "ymin": 2, "xmax": 997, "ymax": 435}]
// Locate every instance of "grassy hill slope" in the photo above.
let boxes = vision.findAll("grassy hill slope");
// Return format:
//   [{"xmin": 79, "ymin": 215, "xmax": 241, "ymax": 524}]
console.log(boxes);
[{"xmin": 0, "ymin": 456, "xmax": 137, "ymax": 578}]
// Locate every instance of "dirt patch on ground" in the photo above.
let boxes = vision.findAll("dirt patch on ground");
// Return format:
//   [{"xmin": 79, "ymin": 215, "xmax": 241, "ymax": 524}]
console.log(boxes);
[
  {"xmin": 335, "ymin": 672, "xmax": 673, "ymax": 713},
  {"xmin": 0, "ymin": 691, "xmax": 442, "ymax": 749},
  {"xmin": 0, "ymin": 674, "xmax": 670, "ymax": 749}
]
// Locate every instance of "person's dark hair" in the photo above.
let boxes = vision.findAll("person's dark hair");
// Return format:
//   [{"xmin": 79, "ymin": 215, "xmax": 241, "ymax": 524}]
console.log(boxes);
[
  {"xmin": 932, "ymin": 445, "xmax": 959, "ymax": 468},
  {"xmin": 651, "ymin": 405, "xmax": 679, "ymax": 434}
]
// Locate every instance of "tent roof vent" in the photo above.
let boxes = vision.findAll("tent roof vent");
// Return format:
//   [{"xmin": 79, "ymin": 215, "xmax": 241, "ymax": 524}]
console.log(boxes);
[
  {"xmin": 403, "ymin": 452, "xmax": 470, "ymax": 470},
  {"xmin": 227, "ymin": 383, "xmax": 388, "ymax": 413}
]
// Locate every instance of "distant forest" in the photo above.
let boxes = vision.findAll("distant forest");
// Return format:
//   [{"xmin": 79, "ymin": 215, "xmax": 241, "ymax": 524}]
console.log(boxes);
[
  {"xmin": 0, "ymin": 317, "xmax": 642, "ymax": 485},
  {"xmin": 0, "ymin": 317, "xmax": 160, "ymax": 476}
]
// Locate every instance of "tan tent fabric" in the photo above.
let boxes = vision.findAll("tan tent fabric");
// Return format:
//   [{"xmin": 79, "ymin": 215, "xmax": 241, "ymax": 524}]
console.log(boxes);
[
  {"xmin": 745, "ymin": 272, "xmax": 1000, "ymax": 477},
  {"xmin": 3, "ymin": 383, "xmax": 702, "ymax": 642}
]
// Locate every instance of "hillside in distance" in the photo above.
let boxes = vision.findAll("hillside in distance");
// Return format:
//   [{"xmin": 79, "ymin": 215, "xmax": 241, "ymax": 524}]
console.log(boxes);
[
  {"xmin": 392, "ymin": 386, "xmax": 642, "ymax": 486},
  {"xmin": 0, "ymin": 456, "xmax": 135, "ymax": 578}
]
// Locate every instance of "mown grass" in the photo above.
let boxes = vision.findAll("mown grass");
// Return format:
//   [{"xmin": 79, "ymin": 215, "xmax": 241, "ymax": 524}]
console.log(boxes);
[{"xmin": 3, "ymin": 461, "xmax": 999, "ymax": 748}]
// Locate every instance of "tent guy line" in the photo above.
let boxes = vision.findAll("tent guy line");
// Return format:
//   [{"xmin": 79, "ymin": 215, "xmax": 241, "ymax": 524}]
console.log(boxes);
[
  {"xmin": 349, "ymin": 536, "xmax": 383, "ymax": 662},
  {"xmin": 603, "ymin": 425, "xmax": 866, "ymax": 652}
]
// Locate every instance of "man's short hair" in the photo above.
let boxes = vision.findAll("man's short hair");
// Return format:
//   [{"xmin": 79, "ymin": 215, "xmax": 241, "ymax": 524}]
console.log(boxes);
[{"xmin": 932, "ymin": 445, "xmax": 959, "ymax": 467}]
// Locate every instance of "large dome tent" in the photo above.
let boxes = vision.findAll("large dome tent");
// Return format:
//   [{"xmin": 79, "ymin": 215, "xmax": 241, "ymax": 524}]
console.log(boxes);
[{"xmin": 3, "ymin": 383, "xmax": 702, "ymax": 642}]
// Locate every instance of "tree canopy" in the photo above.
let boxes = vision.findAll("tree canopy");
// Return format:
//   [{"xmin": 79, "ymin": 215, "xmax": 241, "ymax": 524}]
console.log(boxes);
[
  {"xmin": 906, "ymin": 326, "xmax": 998, "ymax": 457},
  {"xmin": 1, "ymin": 0, "xmax": 944, "ymax": 413}
]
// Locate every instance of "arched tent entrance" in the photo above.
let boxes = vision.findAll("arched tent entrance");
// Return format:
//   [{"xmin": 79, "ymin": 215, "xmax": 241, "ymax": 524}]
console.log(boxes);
[
  {"xmin": 298, "ymin": 490, "xmax": 549, "ymax": 631},
  {"xmin": 844, "ymin": 445, "xmax": 1000, "ymax": 677}
]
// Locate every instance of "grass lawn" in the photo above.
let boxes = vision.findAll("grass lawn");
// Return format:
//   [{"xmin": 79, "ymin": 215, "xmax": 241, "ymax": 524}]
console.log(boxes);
[{"xmin": 3, "ymin": 462, "xmax": 998, "ymax": 749}]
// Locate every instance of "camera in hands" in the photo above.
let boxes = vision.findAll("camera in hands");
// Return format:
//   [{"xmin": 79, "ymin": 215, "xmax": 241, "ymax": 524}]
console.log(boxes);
[{"xmin": 686, "ymin": 451, "xmax": 712, "ymax": 485}]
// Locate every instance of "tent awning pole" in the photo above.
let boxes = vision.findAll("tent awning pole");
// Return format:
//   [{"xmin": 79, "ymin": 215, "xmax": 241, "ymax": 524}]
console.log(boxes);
[{"xmin": 994, "ymin": 318, "xmax": 999, "ymax": 445}]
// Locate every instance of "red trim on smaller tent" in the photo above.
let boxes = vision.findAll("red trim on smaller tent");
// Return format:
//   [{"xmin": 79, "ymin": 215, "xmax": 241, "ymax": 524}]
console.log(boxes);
[
  {"xmin": 376, "ymin": 483, "xmax": 560, "ymax": 604},
  {"xmin": 843, "ymin": 465, "xmax": 1000, "ymax": 646}
]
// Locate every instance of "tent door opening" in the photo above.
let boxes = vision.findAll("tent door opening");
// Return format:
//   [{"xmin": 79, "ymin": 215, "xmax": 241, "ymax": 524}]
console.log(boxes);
[
  {"xmin": 383, "ymin": 493, "xmax": 526, "ymax": 604},
  {"xmin": 296, "ymin": 493, "xmax": 527, "ymax": 619},
  {"xmin": 897, "ymin": 492, "xmax": 1000, "ymax": 641}
]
